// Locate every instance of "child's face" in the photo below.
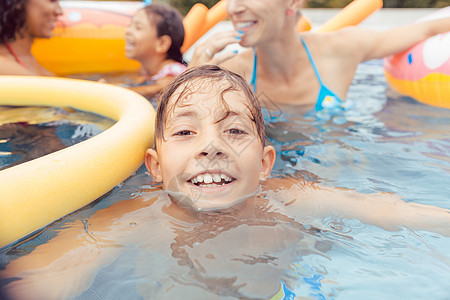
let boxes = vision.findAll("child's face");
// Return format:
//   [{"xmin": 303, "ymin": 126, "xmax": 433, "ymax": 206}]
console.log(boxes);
[
  {"xmin": 145, "ymin": 79, "xmax": 275, "ymax": 211},
  {"xmin": 125, "ymin": 9, "xmax": 159, "ymax": 61}
]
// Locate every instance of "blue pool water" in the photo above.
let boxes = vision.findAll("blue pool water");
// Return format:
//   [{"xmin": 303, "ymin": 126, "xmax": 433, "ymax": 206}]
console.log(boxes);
[{"xmin": 0, "ymin": 59, "xmax": 449, "ymax": 299}]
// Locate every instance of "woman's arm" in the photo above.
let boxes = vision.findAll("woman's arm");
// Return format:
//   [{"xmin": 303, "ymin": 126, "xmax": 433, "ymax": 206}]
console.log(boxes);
[{"xmin": 342, "ymin": 16, "xmax": 450, "ymax": 62}]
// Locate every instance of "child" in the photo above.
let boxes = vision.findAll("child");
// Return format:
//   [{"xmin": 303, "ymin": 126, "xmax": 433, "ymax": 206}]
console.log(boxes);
[
  {"xmin": 124, "ymin": 3, "xmax": 187, "ymax": 99},
  {"xmin": 2, "ymin": 65, "xmax": 449, "ymax": 300}
]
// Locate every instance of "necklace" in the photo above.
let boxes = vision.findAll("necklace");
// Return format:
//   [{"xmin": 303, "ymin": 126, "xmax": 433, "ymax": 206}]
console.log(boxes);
[{"xmin": 5, "ymin": 43, "xmax": 28, "ymax": 69}]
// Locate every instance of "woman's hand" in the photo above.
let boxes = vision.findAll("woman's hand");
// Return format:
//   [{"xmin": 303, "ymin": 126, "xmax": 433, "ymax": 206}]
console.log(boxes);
[{"xmin": 188, "ymin": 30, "xmax": 243, "ymax": 67}]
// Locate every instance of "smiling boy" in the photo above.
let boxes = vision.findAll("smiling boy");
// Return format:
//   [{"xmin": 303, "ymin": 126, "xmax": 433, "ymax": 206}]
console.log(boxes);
[
  {"xmin": 2, "ymin": 65, "xmax": 450, "ymax": 300},
  {"xmin": 145, "ymin": 64, "xmax": 276, "ymax": 211}
]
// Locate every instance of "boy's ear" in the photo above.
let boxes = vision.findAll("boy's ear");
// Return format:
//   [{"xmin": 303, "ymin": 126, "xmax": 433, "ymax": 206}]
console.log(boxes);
[
  {"xmin": 259, "ymin": 145, "xmax": 276, "ymax": 181},
  {"xmin": 145, "ymin": 148, "xmax": 163, "ymax": 182},
  {"xmin": 155, "ymin": 35, "xmax": 172, "ymax": 54}
]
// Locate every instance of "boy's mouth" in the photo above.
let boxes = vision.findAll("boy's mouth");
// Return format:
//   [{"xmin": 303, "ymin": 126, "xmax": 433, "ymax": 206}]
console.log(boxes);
[{"xmin": 188, "ymin": 172, "xmax": 235, "ymax": 187}]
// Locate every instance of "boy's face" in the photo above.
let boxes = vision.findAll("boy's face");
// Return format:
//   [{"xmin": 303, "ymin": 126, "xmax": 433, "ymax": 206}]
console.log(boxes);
[{"xmin": 145, "ymin": 79, "xmax": 275, "ymax": 211}]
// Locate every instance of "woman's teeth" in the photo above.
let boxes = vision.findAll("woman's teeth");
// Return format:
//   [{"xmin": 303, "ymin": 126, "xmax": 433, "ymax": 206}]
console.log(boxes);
[{"xmin": 235, "ymin": 21, "xmax": 255, "ymax": 30}]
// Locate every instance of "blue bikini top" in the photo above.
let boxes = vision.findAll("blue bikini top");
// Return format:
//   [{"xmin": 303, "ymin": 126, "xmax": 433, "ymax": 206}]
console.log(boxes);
[{"xmin": 249, "ymin": 38, "xmax": 344, "ymax": 111}]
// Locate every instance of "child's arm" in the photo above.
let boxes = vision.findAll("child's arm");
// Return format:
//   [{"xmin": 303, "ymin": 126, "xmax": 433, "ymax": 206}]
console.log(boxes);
[
  {"xmin": 1, "ymin": 195, "xmax": 157, "ymax": 300},
  {"xmin": 265, "ymin": 178, "xmax": 450, "ymax": 236},
  {"xmin": 128, "ymin": 82, "xmax": 165, "ymax": 99},
  {"xmin": 319, "ymin": 187, "xmax": 450, "ymax": 236},
  {"xmin": 1, "ymin": 220, "xmax": 119, "ymax": 300},
  {"xmin": 128, "ymin": 76, "xmax": 176, "ymax": 99}
]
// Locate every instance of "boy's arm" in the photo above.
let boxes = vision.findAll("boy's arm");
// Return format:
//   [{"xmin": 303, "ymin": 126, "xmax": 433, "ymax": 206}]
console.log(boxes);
[
  {"xmin": 2, "ymin": 219, "xmax": 123, "ymax": 300},
  {"xmin": 265, "ymin": 178, "xmax": 450, "ymax": 236},
  {"xmin": 319, "ymin": 187, "xmax": 450, "ymax": 236},
  {"xmin": 1, "ymin": 195, "xmax": 157, "ymax": 300}
]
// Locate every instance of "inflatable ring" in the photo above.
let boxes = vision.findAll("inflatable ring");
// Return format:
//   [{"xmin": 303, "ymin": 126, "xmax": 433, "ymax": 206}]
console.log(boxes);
[
  {"xmin": 384, "ymin": 6, "xmax": 450, "ymax": 109},
  {"xmin": 0, "ymin": 76, "xmax": 155, "ymax": 248}
]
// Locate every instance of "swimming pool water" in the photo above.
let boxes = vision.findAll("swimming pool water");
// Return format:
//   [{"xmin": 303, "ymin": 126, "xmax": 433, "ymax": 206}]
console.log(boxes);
[
  {"xmin": 0, "ymin": 59, "xmax": 449, "ymax": 299},
  {"xmin": 0, "ymin": 106, "xmax": 114, "ymax": 171}
]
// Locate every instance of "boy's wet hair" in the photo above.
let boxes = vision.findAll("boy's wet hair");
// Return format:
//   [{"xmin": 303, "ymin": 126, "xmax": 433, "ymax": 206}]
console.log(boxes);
[
  {"xmin": 155, "ymin": 65, "xmax": 266, "ymax": 147},
  {"xmin": 143, "ymin": 3, "xmax": 185, "ymax": 64}
]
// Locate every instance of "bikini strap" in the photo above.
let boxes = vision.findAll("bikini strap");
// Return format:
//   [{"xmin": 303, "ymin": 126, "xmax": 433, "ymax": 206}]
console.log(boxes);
[
  {"xmin": 249, "ymin": 47, "xmax": 257, "ymax": 93},
  {"xmin": 300, "ymin": 37, "xmax": 324, "ymax": 85},
  {"xmin": 5, "ymin": 43, "xmax": 28, "ymax": 69}
]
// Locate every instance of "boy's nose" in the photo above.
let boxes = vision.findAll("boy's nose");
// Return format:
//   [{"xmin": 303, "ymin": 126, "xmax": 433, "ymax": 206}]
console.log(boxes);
[
  {"xmin": 199, "ymin": 150, "xmax": 225, "ymax": 157},
  {"xmin": 196, "ymin": 133, "xmax": 229, "ymax": 160}
]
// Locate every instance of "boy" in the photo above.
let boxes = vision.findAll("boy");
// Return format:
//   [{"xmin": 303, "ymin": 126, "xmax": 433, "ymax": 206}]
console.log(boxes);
[{"xmin": 2, "ymin": 65, "xmax": 449, "ymax": 300}]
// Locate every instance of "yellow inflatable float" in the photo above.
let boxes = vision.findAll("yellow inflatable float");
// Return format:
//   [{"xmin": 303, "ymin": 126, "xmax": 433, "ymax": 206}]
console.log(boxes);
[{"xmin": 0, "ymin": 76, "xmax": 155, "ymax": 248}]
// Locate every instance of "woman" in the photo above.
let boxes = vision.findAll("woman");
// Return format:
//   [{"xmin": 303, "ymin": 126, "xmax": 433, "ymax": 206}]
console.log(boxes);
[
  {"xmin": 190, "ymin": 0, "xmax": 450, "ymax": 111},
  {"xmin": 0, "ymin": 0, "xmax": 63, "ymax": 75},
  {"xmin": 124, "ymin": 3, "xmax": 187, "ymax": 99}
]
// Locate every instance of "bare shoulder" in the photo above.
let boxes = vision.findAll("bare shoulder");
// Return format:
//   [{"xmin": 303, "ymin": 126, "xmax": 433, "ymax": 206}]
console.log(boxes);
[
  {"xmin": 0, "ymin": 56, "xmax": 32, "ymax": 75},
  {"xmin": 220, "ymin": 49, "xmax": 253, "ymax": 80},
  {"xmin": 303, "ymin": 27, "xmax": 373, "ymax": 58}
]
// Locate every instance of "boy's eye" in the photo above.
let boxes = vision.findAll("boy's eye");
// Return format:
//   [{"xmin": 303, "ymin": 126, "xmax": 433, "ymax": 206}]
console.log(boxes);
[
  {"xmin": 174, "ymin": 130, "xmax": 194, "ymax": 136},
  {"xmin": 226, "ymin": 128, "xmax": 247, "ymax": 135}
]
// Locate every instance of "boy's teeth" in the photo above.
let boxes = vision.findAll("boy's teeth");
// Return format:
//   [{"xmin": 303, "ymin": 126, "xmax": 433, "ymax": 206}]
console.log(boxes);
[
  {"xmin": 190, "ymin": 173, "xmax": 232, "ymax": 185},
  {"xmin": 213, "ymin": 174, "xmax": 221, "ymax": 183},
  {"xmin": 204, "ymin": 174, "xmax": 213, "ymax": 184}
]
